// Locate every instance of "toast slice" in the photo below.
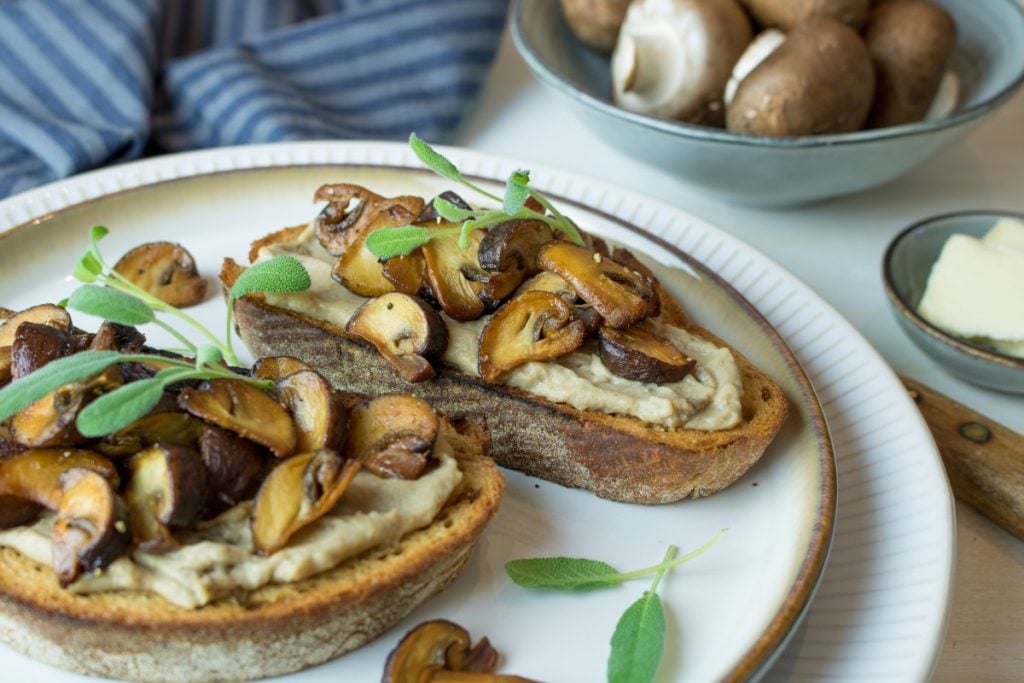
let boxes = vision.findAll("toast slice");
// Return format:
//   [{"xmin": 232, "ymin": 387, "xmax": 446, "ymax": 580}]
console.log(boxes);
[
  {"xmin": 222, "ymin": 250, "xmax": 788, "ymax": 504},
  {"xmin": 0, "ymin": 417, "xmax": 503, "ymax": 683}
]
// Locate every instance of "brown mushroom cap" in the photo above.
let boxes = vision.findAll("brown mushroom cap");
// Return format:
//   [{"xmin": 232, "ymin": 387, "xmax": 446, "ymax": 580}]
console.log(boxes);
[
  {"xmin": 537, "ymin": 242, "xmax": 654, "ymax": 328},
  {"xmin": 199, "ymin": 424, "xmax": 270, "ymax": 518},
  {"xmin": 343, "ymin": 394, "xmax": 440, "ymax": 480},
  {"xmin": 97, "ymin": 411, "xmax": 204, "ymax": 457},
  {"xmin": 250, "ymin": 450, "xmax": 361, "ymax": 555},
  {"xmin": 0, "ymin": 449, "xmax": 119, "ymax": 509},
  {"xmin": 11, "ymin": 367, "xmax": 123, "ymax": 448},
  {"xmin": 127, "ymin": 445, "xmax": 207, "ymax": 528},
  {"xmin": 0, "ymin": 346, "xmax": 12, "ymax": 389},
  {"xmin": 10, "ymin": 322, "xmax": 73, "ymax": 381},
  {"xmin": 331, "ymin": 198, "xmax": 425, "ymax": 297},
  {"xmin": 421, "ymin": 224, "xmax": 490, "ymax": 322},
  {"xmin": 313, "ymin": 184, "xmax": 424, "ymax": 256},
  {"xmin": 0, "ymin": 495, "xmax": 42, "ymax": 530},
  {"xmin": 52, "ymin": 467, "xmax": 130, "ymax": 587},
  {"xmin": 382, "ymin": 251, "xmax": 428, "ymax": 295},
  {"xmin": 517, "ymin": 272, "xmax": 604, "ymax": 335},
  {"xmin": 178, "ymin": 379, "xmax": 297, "ymax": 458},
  {"xmin": 345, "ymin": 293, "xmax": 449, "ymax": 383},
  {"xmin": 599, "ymin": 323, "xmax": 695, "ymax": 383},
  {"xmin": 0, "ymin": 304, "xmax": 72, "ymax": 347},
  {"xmin": 478, "ymin": 291, "xmax": 588, "ymax": 383},
  {"xmin": 477, "ymin": 220, "xmax": 554, "ymax": 274},
  {"xmin": 275, "ymin": 370, "xmax": 348, "ymax": 452},
  {"xmin": 416, "ymin": 191, "xmax": 473, "ymax": 223},
  {"xmin": 88, "ymin": 321, "xmax": 147, "ymax": 353},
  {"xmin": 113, "ymin": 241, "xmax": 208, "ymax": 308},
  {"xmin": 251, "ymin": 355, "xmax": 313, "ymax": 381}
]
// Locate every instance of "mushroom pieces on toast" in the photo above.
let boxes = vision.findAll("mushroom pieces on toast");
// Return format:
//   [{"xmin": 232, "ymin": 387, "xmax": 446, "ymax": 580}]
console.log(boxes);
[
  {"xmin": 52, "ymin": 467, "xmax": 131, "ymax": 587},
  {"xmin": 598, "ymin": 323, "xmax": 696, "ymax": 383},
  {"xmin": 275, "ymin": 369, "xmax": 348, "ymax": 452},
  {"xmin": 124, "ymin": 445, "xmax": 207, "ymax": 551},
  {"xmin": 345, "ymin": 293, "xmax": 448, "ymax": 383},
  {"xmin": 113, "ymin": 242, "xmax": 208, "ymax": 308},
  {"xmin": 0, "ymin": 304, "xmax": 72, "ymax": 347},
  {"xmin": 343, "ymin": 395, "xmax": 440, "ymax": 480},
  {"xmin": 178, "ymin": 379, "xmax": 298, "ymax": 458}
]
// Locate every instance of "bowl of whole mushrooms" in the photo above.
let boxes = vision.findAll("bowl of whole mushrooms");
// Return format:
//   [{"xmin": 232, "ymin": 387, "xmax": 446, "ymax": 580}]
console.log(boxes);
[{"xmin": 510, "ymin": 0, "xmax": 1024, "ymax": 206}]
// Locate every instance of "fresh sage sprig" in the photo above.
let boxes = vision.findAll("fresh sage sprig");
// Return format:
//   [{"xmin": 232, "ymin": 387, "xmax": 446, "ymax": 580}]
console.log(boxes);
[
  {"xmin": 505, "ymin": 530, "xmax": 724, "ymax": 683},
  {"xmin": 363, "ymin": 134, "xmax": 585, "ymax": 259}
]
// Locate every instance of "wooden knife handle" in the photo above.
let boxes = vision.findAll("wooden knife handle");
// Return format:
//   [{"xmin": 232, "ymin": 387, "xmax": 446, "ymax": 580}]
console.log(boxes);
[{"xmin": 901, "ymin": 376, "xmax": 1024, "ymax": 541}]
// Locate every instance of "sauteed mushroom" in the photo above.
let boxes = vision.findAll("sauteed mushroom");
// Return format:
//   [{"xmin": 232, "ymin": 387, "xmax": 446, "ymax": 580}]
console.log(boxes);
[
  {"xmin": 343, "ymin": 395, "xmax": 439, "ymax": 480},
  {"xmin": 0, "ymin": 448, "xmax": 118, "ymax": 509},
  {"xmin": 0, "ymin": 304, "xmax": 71, "ymax": 346},
  {"xmin": 125, "ymin": 445, "xmax": 206, "ymax": 551},
  {"xmin": 52, "ymin": 467, "xmax": 130, "ymax": 587},
  {"xmin": 97, "ymin": 412, "xmax": 204, "ymax": 457},
  {"xmin": 517, "ymin": 272, "xmax": 603, "ymax": 335},
  {"xmin": 0, "ymin": 346, "xmax": 12, "ymax": 388},
  {"xmin": 332, "ymin": 199, "xmax": 425, "ymax": 297},
  {"xmin": 276, "ymin": 370, "xmax": 347, "ymax": 452},
  {"xmin": 345, "ymin": 293, "xmax": 448, "ymax": 383},
  {"xmin": 11, "ymin": 367, "xmax": 123, "ymax": 448},
  {"xmin": 199, "ymin": 424, "xmax": 269, "ymax": 518},
  {"xmin": 477, "ymin": 220, "xmax": 554, "ymax": 274},
  {"xmin": 179, "ymin": 379, "xmax": 297, "ymax": 458},
  {"xmin": 114, "ymin": 242, "xmax": 207, "ymax": 308},
  {"xmin": 599, "ymin": 323, "xmax": 695, "ymax": 383},
  {"xmin": 478, "ymin": 291, "xmax": 587, "ymax": 383},
  {"xmin": 10, "ymin": 322, "xmax": 73, "ymax": 381},
  {"xmin": 0, "ymin": 496, "xmax": 42, "ymax": 530},
  {"xmin": 421, "ymin": 225, "xmax": 488, "ymax": 321},
  {"xmin": 251, "ymin": 355, "xmax": 312, "ymax": 381}
]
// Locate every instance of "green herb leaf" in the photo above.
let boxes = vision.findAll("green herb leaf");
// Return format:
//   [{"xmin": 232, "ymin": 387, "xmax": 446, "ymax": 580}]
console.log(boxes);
[
  {"xmin": 67, "ymin": 285, "xmax": 155, "ymax": 325},
  {"xmin": 89, "ymin": 224, "xmax": 110, "ymax": 245},
  {"xmin": 409, "ymin": 133, "xmax": 462, "ymax": 183},
  {"xmin": 75, "ymin": 375, "xmax": 170, "ymax": 437},
  {"xmin": 608, "ymin": 590, "xmax": 666, "ymax": 683},
  {"xmin": 0, "ymin": 351, "xmax": 124, "ymax": 422},
  {"xmin": 503, "ymin": 169, "xmax": 531, "ymax": 215},
  {"xmin": 433, "ymin": 196, "xmax": 476, "ymax": 222},
  {"xmin": 505, "ymin": 557, "xmax": 622, "ymax": 590},
  {"xmin": 73, "ymin": 252, "xmax": 103, "ymax": 283},
  {"xmin": 195, "ymin": 345, "xmax": 223, "ymax": 369},
  {"xmin": 229, "ymin": 255, "xmax": 311, "ymax": 302},
  {"xmin": 365, "ymin": 226, "xmax": 434, "ymax": 259}
]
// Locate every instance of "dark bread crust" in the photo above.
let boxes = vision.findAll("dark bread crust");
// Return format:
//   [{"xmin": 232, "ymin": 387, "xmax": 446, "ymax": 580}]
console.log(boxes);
[
  {"xmin": 224, "ymin": 257, "xmax": 788, "ymax": 504},
  {"xmin": 0, "ymin": 419, "xmax": 503, "ymax": 682}
]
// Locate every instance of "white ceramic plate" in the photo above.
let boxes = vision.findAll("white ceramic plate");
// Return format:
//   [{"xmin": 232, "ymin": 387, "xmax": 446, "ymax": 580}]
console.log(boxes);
[{"xmin": 0, "ymin": 142, "xmax": 951, "ymax": 682}]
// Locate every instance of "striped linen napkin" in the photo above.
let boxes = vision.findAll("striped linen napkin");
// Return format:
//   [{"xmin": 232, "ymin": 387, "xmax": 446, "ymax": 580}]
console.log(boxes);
[{"xmin": 0, "ymin": 0, "xmax": 508, "ymax": 199}]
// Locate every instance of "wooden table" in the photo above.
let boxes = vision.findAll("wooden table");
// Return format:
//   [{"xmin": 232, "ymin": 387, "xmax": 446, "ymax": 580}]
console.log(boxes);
[{"xmin": 458, "ymin": 26, "xmax": 1024, "ymax": 682}]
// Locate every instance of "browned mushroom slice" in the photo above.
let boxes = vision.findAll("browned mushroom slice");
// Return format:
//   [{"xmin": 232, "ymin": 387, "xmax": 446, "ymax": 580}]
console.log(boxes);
[
  {"xmin": 251, "ymin": 450, "xmax": 361, "ymax": 555},
  {"xmin": 421, "ymin": 225, "xmax": 489, "ymax": 321},
  {"xmin": 599, "ymin": 323, "xmax": 695, "ymax": 384},
  {"xmin": 52, "ymin": 467, "xmax": 130, "ymax": 587},
  {"xmin": 345, "ymin": 294, "xmax": 448, "ymax": 383},
  {"xmin": 517, "ymin": 272, "xmax": 603, "ymax": 335},
  {"xmin": 313, "ymin": 183, "xmax": 424, "ymax": 256},
  {"xmin": 97, "ymin": 411, "xmax": 204, "ymax": 457},
  {"xmin": 478, "ymin": 291, "xmax": 588, "ymax": 383},
  {"xmin": 538, "ymin": 242, "xmax": 654, "ymax": 328},
  {"xmin": 251, "ymin": 355, "xmax": 313, "ymax": 381},
  {"xmin": 199, "ymin": 424, "xmax": 269, "ymax": 518},
  {"xmin": 10, "ymin": 322, "xmax": 73, "ymax": 380},
  {"xmin": 381, "ymin": 251, "xmax": 427, "ymax": 295},
  {"xmin": 178, "ymin": 379, "xmax": 297, "ymax": 458},
  {"xmin": 0, "ymin": 346, "xmax": 12, "ymax": 388},
  {"xmin": 0, "ymin": 423, "xmax": 25, "ymax": 459},
  {"xmin": 331, "ymin": 199, "xmax": 424, "ymax": 297},
  {"xmin": 0, "ymin": 304, "xmax": 72, "ymax": 346},
  {"xmin": 343, "ymin": 394, "xmax": 440, "ymax": 480},
  {"xmin": 0, "ymin": 496, "xmax": 42, "ymax": 530},
  {"xmin": 276, "ymin": 370, "xmax": 347, "ymax": 452},
  {"xmin": 0, "ymin": 449, "xmax": 119, "ymax": 509},
  {"xmin": 11, "ymin": 365, "xmax": 123, "ymax": 448},
  {"xmin": 113, "ymin": 242, "xmax": 207, "ymax": 308},
  {"xmin": 383, "ymin": 620, "xmax": 539, "ymax": 683},
  {"xmin": 125, "ymin": 445, "xmax": 206, "ymax": 551},
  {"xmin": 89, "ymin": 321, "xmax": 147, "ymax": 353},
  {"xmin": 477, "ymin": 219, "xmax": 554, "ymax": 274}
]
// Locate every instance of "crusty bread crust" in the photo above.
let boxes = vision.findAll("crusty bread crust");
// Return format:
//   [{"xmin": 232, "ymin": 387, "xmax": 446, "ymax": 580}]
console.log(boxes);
[
  {"xmin": 0, "ymin": 418, "xmax": 503, "ymax": 682},
  {"xmin": 223, "ymin": 256, "xmax": 788, "ymax": 505}
]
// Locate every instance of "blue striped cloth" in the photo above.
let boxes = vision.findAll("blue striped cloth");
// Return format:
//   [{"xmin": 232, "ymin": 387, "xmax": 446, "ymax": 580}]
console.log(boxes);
[{"xmin": 0, "ymin": 0, "xmax": 508, "ymax": 199}]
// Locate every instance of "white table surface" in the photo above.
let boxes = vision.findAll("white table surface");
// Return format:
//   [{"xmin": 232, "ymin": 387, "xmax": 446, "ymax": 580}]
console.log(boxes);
[{"xmin": 456, "ymin": 26, "xmax": 1024, "ymax": 683}]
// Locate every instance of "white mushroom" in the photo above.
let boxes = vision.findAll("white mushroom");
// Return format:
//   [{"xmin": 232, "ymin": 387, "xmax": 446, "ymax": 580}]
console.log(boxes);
[
  {"xmin": 611, "ymin": 0, "xmax": 753, "ymax": 125},
  {"xmin": 724, "ymin": 30, "xmax": 786, "ymax": 107}
]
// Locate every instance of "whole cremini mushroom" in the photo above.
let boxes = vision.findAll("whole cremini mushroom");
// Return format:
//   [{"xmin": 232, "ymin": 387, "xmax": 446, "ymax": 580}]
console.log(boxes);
[
  {"xmin": 611, "ymin": 0, "xmax": 753, "ymax": 125},
  {"xmin": 560, "ymin": 0, "xmax": 631, "ymax": 54},
  {"xmin": 738, "ymin": 0, "xmax": 869, "ymax": 31}
]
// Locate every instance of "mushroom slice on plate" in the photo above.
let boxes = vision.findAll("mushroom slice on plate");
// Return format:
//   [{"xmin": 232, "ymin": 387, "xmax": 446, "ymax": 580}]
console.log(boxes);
[
  {"xmin": 275, "ymin": 370, "xmax": 347, "ymax": 452},
  {"xmin": 125, "ymin": 445, "xmax": 206, "ymax": 551},
  {"xmin": 0, "ymin": 449, "xmax": 119, "ymax": 509},
  {"xmin": 343, "ymin": 394, "xmax": 439, "ymax": 480},
  {"xmin": 478, "ymin": 291, "xmax": 588, "ymax": 383},
  {"xmin": 538, "ymin": 242, "xmax": 654, "ymax": 328},
  {"xmin": 199, "ymin": 424, "xmax": 269, "ymax": 518},
  {"xmin": 113, "ymin": 241, "xmax": 208, "ymax": 308},
  {"xmin": 10, "ymin": 322, "xmax": 73, "ymax": 380},
  {"xmin": 97, "ymin": 411, "xmax": 204, "ymax": 457},
  {"xmin": 0, "ymin": 304, "xmax": 72, "ymax": 347},
  {"xmin": 251, "ymin": 450, "xmax": 361, "ymax": 555},
  {"xmin": 178, "ymin": 379, "xmax": 297, "ymax": 458},
  {"xmin": 331, "ymin": 198, "xmax": 425, "ymax": 297},
  {"xmin": 345, "ymin": 293, "xmax": 449, "ymax": 383},
  {"xmin": 52, "ymin": 467, "xmax": 131, "ymax": 587},
  {"xmin": 599, "ymin": 323, "xmax": 695, "ymax": 383},
  {"xmin": 421, "ymin": 224, "xmax": 489, "ymax": 321}
]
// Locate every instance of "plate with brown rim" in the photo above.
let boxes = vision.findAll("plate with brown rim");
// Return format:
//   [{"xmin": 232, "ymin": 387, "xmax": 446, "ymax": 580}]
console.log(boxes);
[{"xmin": 0, "ymin": 142, "xmax": 948, "ymax": 682}]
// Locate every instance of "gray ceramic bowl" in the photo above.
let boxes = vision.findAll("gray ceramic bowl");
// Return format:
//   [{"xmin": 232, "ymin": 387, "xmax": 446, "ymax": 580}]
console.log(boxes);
[
  {"xmin": 883, "ymin": 211, "xmax": 1024, "ymax": 394},
  {"xmin": 510, "ymin": 0, "xmax": 1024, "ymax": 207}
]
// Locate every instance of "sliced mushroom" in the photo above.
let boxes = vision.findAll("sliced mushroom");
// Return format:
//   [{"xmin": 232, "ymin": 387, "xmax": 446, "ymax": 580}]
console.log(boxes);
[
  {"xmin": 0, "ymin": 449, "xmax": 119, "ymax": 509},
  {"xmin": 331, "ymin": 199, "xmax": 424, "ymax": 297},
  {"xmin": 0, "ymin": 304, "xmax": 72, "ymax": 347},
  {"xmin": 10, "ymin": 322, "xmax": 73, "ymax": 380},
  {"xmin": 478, "ymin": 220, "xmax": 554, "ymax": 273},
  {"xmin": 0, "ymin": 496, "xmax": 42, "ymax": 530},
  {"xmin": 345, "ymin": 293, "xmax": 449, "ymax": 383},
  {"xmin": 517, "ymin": 272, "xmax": 603, "ymax": 335},
  {"xmin": 125, "ymin": 445, "xmax": 206, "ymax": 551},
  {"xmin": 421, "ymin": 224, "xmax": 489, "ymax": 321},
  {"xmin": 0, "ymin": 423, "xmax": 25, "ymax": 459},
  {"xmin": 178, "ymin": 379, "xmax": 297, "ymax": 458},
  {"xmin": 343, "ymin": 394, "xmax": 440, "ymax": 480},
  {"xmin": 0, "ymin": 346, "xmax": 12, "ymax": 388},
  {"xmin": 537, "ymin": 242, "xmax": 654, "ymax": 328},
  {"xmin": 113, "ymin": 242, "xmax": 207, "ymax": 308},
  {"xmin": 251, "ymin": 450, "xmax": 361, "ymax": 555},
  {"xmin": 478, "ymin": 291, "xmax": 588, "ymax": 383},
  {"xmin": 199, "ymin": 424, "xmax": 270, "ymax": 518},
  {"xmin": 599, "ymin": 323, "xmax": 695, "ymax": 383},
  {"xmin": 52, "ymin": 467, "xmax": 130, "ymax": 587},
  {"xmin": 381, "ymin": 251, "xmax": 428, "ymax": 295},
  {"xmin": 416, "ymin": 191, "xmax": 473, "ymax": 223},
  {"xmin": 252, "ymin": 355, "xmax": 313, "ymax": 381},
  {"xmin": 97, "ymin": 411, "xmax": 204, "ymax": 457},
  {"xmin": 11, "ymin": 367, "xmax": 123, "ymax": 448},
  {"xmin": 313, "ymin": 184, "xmax": 424, "ymax": 256},
  {"xmin": 276, "ymin": 370, "xmax": 347, "ymax": 452},
  {"xmin": 89, "ymin": 321, "xmax": 147, "ymax": 353}
]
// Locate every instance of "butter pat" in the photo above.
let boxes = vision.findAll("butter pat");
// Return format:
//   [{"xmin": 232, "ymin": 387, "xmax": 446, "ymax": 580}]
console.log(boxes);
[{"xmin": 917, "ymin": 218, "xmax": 1024, "ymax": 357}]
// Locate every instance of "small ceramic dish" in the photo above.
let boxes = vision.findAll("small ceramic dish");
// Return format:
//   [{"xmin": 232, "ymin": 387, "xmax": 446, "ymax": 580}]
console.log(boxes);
[{"xmin": 883, "ymin": 211, "xmax": 1024, "ymax": 394}]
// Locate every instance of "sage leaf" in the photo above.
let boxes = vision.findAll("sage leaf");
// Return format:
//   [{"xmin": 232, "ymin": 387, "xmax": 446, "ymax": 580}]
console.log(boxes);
[
  {"xmin": 229, "ymin": 255, "xmax": 311, "ymax": 302},
  {"xmin": 433, "ymin": 196, "xmax": 475, "ymax": 222},
  {"xmin": 409, "ymin": 133, "xmax": 462, "ymax": 183},
  {"xmin": 608, "ymin": 590, "xmax": 666, "ymax": 683},
  {"xmin": 505, "ymin": 557, "xmax": 621, "ymax": 590},
  {"xmin": 75, "ymin": 376, "xmax": 169, "ymax": 437},
  {"xmin": 0, "ymin": 351, "xmax": 124, "ymax": 422},
  {"xmin": 194, "ymin": 345, "xmax": 223, "ymax": 369},
  {"xmin": 68, "ymin": 285, "xmax": 155, "ymax": 325},
  {"xmin": 73, "ymin": 252, "xmax": 103, "ymax": 283},
  {"xmin": 503, "ymin": 169, "xmax": 531, "ymax": 215},
  {"xmin": 365, "ymin": 226, "xmax": 433, "ymax": 259}
]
